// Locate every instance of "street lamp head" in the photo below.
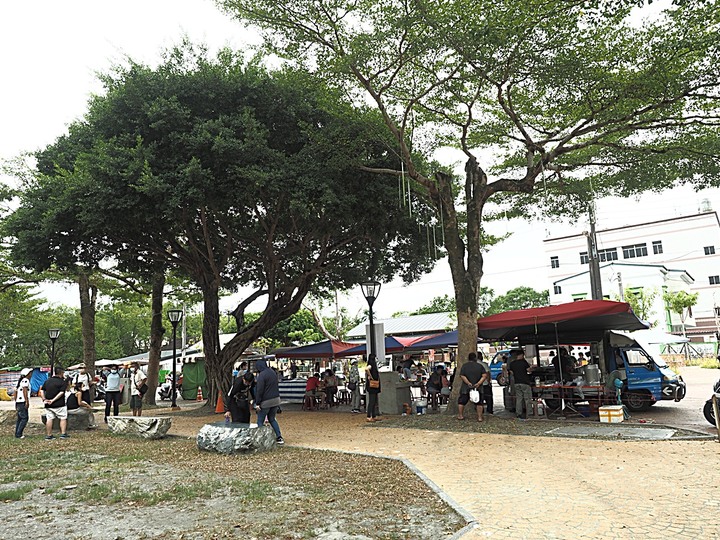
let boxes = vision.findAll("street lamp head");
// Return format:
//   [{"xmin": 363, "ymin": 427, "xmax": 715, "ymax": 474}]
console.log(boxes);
[
  {"xmin": 168, "ymin": 309, "xmax": 184, "ymax": 326},
  {"xmin": 48, "ymin": 328, "xmax": 60, "ymax": 341},
  {"xmin": 361, "ymin": 280, "xmax": 381, "ymax": 303}
]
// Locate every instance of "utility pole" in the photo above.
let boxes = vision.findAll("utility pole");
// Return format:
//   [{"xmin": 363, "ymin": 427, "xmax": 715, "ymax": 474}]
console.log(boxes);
[
  {"xmin": 617, "ymin": 272, "xmax": 624, "ymax": 301},
  {"xmin": 586, "ymin": 203, "xmax": 603, "ymax": 300}
]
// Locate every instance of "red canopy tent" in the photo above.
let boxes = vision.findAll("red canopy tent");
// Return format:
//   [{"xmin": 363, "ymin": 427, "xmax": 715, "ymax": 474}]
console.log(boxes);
[
  {"xmin": 334, "ymin": 335, "xmax": 439, "ymax": 357},
  {"xmin": 476, "ymin": 300, "xmax": 648, "ymax": 342}
]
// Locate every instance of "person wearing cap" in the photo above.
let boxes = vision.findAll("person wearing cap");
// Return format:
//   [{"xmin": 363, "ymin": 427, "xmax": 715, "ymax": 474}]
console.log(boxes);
[
  {"xmin": 39, "ymin": 366, "xmax": 69, "ymax": 440},
  {"xmin": 14, "ymin": 368, "xmax": 32, "ymax": 439},
  {"xmin": 348, "ymin": 358, "xmax": 361, "ymax": 413}
]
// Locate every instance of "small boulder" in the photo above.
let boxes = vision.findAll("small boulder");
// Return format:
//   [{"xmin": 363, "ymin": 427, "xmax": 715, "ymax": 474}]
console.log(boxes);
[
  {"xmin": 196, "ymin": 422, "xmax": 277, "ymax": 454},
  {"xmin": 107, "ymin": 416, "xmax": 172, "ymax": 439}
]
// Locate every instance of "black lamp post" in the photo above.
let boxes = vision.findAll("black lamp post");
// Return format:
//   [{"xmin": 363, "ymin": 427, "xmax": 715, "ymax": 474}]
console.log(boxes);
[
  {"xmin": 167, "ymin": 309, "xmax": 184, "ymax": 410},
  {"xmin": 48, "ymin": 328, "xmax": 60, "ymax": 377},
  {"xmin": 361, "ymin": 281, "xmax": 381, "ymax": 360}
]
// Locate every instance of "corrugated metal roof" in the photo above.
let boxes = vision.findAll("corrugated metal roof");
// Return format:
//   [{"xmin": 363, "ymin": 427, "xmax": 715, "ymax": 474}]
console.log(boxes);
[{"xmin": 346, "ymin": 312, "xmax": 456, "ymax": 339}]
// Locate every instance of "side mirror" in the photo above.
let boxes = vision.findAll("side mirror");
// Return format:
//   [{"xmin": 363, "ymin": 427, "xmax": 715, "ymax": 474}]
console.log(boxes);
[{"xmin": 645, "ymin": 362, "xmax": 655, "ymax": 371}]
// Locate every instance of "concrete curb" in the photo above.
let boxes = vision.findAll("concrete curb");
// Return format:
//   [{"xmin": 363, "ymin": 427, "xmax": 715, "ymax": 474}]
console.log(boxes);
[{"xmin": 291, "ymin": 444, "xmax": 477, "ymax": 538}]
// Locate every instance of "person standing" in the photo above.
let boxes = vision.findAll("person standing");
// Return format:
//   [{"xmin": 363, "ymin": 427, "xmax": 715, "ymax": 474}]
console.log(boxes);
[
  {"xmin": 254, "ymin": 359, "xmax": 284, "ymax": 445},
  {"xmin": 39, "ymin": 366, "xmax": 69, "ymax": 440},
  {"xmin": 508, "ymin": 349, "xmax": 533, "ymax": 420},
  {"xmin": 104, "ymin": 364, "xmax": 122, "ymax": 422},
  {"xmin": 225, "ymin": 371, "xmax": 255, "ymax": 424},
  {"xmin": 478, "ymin": 354, "xmax": 494, "ymax": 415},
  {"xmin": 14, "ymin": 368, "xmax": 32, "ymax": 439},
  {"xmin": 130, "ymin": 362, "xmax": 147, "ymax": 417},
  {"xmin": 348, "ymin": 359, "xmax": 361, "ymax": 413},
  {"xmin": 72, "ymin": 365, "xmax": 94, "ymax": 404},
  {"xmin": 365, "ymin": 354, "xmax": 381, "ymax": 422},
  {"xmin": 457, "ymin": 352, "xmax": 489, "ymax": 422}
]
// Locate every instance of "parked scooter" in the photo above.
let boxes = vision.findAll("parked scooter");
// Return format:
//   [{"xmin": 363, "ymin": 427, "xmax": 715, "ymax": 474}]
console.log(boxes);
[
  {"xmin": 94, "ymin": 379, "xmax": 106, "ymax": 402},
  {"xmin": 703, "ymin": 378, "xmax": 720, "ymax": 425},
  {"xmin": 159, "ymin": 374, "xmax": 183, "ymax": 400}
]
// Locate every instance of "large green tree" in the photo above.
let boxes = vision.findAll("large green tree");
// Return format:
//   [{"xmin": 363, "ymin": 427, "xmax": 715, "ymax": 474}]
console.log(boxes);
[
  {"xmin": 218, "ymin": 0, "xmax": 720, "ymax": 410},
  {"xmin": 11, "ymin": 46, "xmax": 439, "ymax": 405},
  {"xmin": 487, "ymin": 287, "xmax": 549, "ymax": 315}
]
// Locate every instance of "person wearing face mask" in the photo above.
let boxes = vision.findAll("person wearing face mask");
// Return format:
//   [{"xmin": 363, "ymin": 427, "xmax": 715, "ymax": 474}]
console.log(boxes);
[{"xmin": 104, "ymin": 364, "xmax": 122, "ymax": 423}]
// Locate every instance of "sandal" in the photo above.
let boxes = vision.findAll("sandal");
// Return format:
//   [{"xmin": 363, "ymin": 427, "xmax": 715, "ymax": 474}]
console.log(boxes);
[
  {"xmin": 365, "ymin": 417, "xmax": 374, "ymax": 423},
  {"xmin": 456, "ymin": 416, "xmax": 465, "ymax": 420}
]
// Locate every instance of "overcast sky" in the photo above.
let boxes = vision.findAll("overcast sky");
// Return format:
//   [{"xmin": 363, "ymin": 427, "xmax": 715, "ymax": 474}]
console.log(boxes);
[{"xmin": 2, "ymin": 1, "xmax": 719, "ymax": 320}]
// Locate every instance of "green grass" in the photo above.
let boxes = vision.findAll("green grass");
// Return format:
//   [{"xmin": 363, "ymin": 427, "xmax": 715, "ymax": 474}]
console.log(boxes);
[
  {"xmin": 0, "ymin": 485, "xmax": 33, "ymax": 501},
  {"xmin": 699, "ymin": 358, "xmax": 720, "ymax": 369}
]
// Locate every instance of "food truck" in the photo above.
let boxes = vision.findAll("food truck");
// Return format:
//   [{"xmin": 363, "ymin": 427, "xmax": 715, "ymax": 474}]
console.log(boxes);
[{"xmin": 477, "ymin": 300, "xmax": 686, "ymax": 412}]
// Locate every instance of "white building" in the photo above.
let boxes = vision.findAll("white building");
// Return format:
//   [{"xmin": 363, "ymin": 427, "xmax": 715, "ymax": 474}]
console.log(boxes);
[
  {"xmin": 544, "ymin": 212, "xmax": 720, "ymax": 340},
  {"xmin": 552, "ymin": 262, "xmax": 694, "ymax": 330}
]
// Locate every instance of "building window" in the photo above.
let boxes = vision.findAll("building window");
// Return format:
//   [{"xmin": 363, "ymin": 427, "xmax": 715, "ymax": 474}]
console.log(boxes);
[
  {"xmin": 571, "ymin": 293, "xmax": 587, "ymax": 301},
  {"xmin": 550, "ymin": 256, "xmax": 559, "ymax": 269},
  {"xmin": 579, "ymin": 251, "xmax": 589, "ymax": 264},
  {"xmin": 704, "ymin": 246, "xmax": 715, "ymax": 256},
  {"xmin": 652, "ymin": 240, "xmax": 663, "ymax": 255},
  {"xmin": 710, "ymin": 275, "xmax": 720, "ymax": 285},
  {"xmin": 715, "ymin": 307, "xmax": 720, "ymax": 316},
  {"xmin": 553, "ymin": 285, "xmax": 562, "ymax": 294},
  {"xmin": 598, "ymin": 248, "xmax": 618, "ymax": 262},
  {"xmin": 622, "ymin": 243, "xmax": 648, "ymax": 259}
]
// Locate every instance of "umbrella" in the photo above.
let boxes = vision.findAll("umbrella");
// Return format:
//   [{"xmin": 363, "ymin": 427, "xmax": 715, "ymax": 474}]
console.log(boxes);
[{"xmin": 335, "ymin": 335, "xmax": 438, "ymax": 357}]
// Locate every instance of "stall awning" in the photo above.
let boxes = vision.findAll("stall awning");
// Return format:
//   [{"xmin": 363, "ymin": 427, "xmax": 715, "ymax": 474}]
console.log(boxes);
[
  {"xmin": 274, "ymin": 339, "xmax": 357, "ymax": 359},
  {"xmin": 477, "ymin": 300, "xmax": 648, "ymax": 342},
  {"xmin": 335, "ymin": 335, "xmax": 438, "ymax": 357}
]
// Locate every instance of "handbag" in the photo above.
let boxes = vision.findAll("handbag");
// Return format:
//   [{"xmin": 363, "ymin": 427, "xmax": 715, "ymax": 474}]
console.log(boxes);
[
  {"xmin": 138, "ymin": 383, "xmax": 149, "ymax": 395},
  {"xmin": 468, "ymin": 388, "xmax": 480, "ymax": 403},
  {"xmin": 347, "ymin": 381, "xmax": 357, "ymax": 391},
  {"xmin": 368, "ymin": 378, "xmax": 380, "ymax": 389}
]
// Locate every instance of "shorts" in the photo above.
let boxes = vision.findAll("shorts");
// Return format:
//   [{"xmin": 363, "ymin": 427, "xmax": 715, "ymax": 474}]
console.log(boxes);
[
  {"xmin": 457, "ymin": 393, "xmax": 470, "ymax": 406},
  {"xmin": 130, "ymin": 395, "xmax": 143, "ymax": 409},
  {"xmin": 45, "ymin": 406, "xmax": 68, "ymax": 420}
]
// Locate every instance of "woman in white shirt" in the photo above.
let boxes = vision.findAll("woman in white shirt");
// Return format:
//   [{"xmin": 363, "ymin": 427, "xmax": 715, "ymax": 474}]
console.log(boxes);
[{"xmin": 14, "ymin": 368, "xmax": 31, "ymax": 439}]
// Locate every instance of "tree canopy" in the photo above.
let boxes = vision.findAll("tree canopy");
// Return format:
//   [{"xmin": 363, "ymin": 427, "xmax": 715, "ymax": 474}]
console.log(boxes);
[
  {"xmin": 217, "ymin": 0, "xmax": 720, "ymax": 406},
  {"xmin": 6, "ymin": 45, "xmax": 440, "ymax": 402}
]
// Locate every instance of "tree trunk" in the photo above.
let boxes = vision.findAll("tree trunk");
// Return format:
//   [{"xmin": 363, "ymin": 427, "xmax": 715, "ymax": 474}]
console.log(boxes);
[
  {"xmin": 78, "ymin": 272, "xmax": 97, "ymax": 374},
  {"xmin": 432, "ymin": 159, "xmax": 485, "ymax": 415},
  {"xmin": 144, "ymin": 272, "xmax": 166, "ymax": 406},
  {"xmin": 200, "ymin": 283, "xmax": 227, "ymax": 411}
]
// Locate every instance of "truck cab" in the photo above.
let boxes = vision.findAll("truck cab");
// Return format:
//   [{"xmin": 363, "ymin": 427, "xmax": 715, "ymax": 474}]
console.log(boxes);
[{"xmin": 607, "ymin": 333, "xmax": 686, "ymax": 411}]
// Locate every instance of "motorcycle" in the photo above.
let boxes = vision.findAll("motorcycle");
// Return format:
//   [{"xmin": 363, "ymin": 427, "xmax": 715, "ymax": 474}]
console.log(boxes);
[
  {"xmin": 159, "ymin": 375, "xmax": 183, "ymax": 401},
  {"xmin": 94, "ymin": 379, "xmax": 106, "ymax": 402},
  {"xmin": 703, "ymin": 377, "xmax": 720, "ymax": 426}
]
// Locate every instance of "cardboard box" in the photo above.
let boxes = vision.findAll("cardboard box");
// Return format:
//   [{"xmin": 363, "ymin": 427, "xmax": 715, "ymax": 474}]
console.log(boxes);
[{"xmin": 598, "ymin": 405, "xmax": 624, "ymax": 423}]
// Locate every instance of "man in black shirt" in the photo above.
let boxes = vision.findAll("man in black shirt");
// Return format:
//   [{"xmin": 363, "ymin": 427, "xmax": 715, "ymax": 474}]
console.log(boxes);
[
  {"xmin": 40, "ymin": 366, "xmax": 69, "ymax": 440},
  {"xmin": 457, "ymin": 352, "xmax": 489, "ymax": 421},
  {"xmin": 508, "ymin": 350, "xmax": 533, "ymax": 420}
]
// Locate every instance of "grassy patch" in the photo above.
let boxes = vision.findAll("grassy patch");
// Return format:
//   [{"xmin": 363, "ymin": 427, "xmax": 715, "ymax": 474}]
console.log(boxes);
[
  {"xmin": 699, "ymin": 358, "xmax": 720, "ymax": 369},
  {"xmin": 0, "ymin": 485, "xmax": 33, "ymax": 501}
]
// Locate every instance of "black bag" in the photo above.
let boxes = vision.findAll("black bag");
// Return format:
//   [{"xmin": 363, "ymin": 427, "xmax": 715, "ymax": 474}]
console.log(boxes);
[
  {"xmin": 138, "ymin": 383, "xmax": 149, "ymax": 395},
  {"xmin": 347, "ymin": 381, "xmax": 357, "ymax": 391}
]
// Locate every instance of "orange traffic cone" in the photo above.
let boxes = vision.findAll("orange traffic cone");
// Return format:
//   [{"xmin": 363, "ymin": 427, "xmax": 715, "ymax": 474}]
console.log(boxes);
[
  {"xmin": 215, "ymin": 394, "xmax": 225, "ymax": 414},
  {"xmin": 196, "ymin": 385, "xmax": 204, "ymax": 401}
]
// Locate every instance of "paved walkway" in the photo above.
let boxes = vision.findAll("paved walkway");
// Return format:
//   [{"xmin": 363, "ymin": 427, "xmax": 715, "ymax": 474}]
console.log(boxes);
[
  {"xmin": 4, "ymin": 398, "xmax": 719, "ymax": 539},
  {"xmin": 167, "ymin": 407, "xmax": 720, "ymax": 540}
]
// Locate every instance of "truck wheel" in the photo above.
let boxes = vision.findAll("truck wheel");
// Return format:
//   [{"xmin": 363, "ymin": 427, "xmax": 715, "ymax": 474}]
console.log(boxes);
[
  {"xmin": 703, "ymin": 401, "xmax": 716, "ymax": 425},
  {"xmin": 623, "ymin": 391, "xmax": 650, "ymax": 412}
]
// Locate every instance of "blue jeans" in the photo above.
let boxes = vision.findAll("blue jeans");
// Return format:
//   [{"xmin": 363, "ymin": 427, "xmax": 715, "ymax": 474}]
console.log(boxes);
[
  {"xmin": 256, "ymin": 406, "xmax": 282, "ymax": 439},
  {"xmin": 15, "ymin": 402, "xmax": 29, "ymax": 438}
]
